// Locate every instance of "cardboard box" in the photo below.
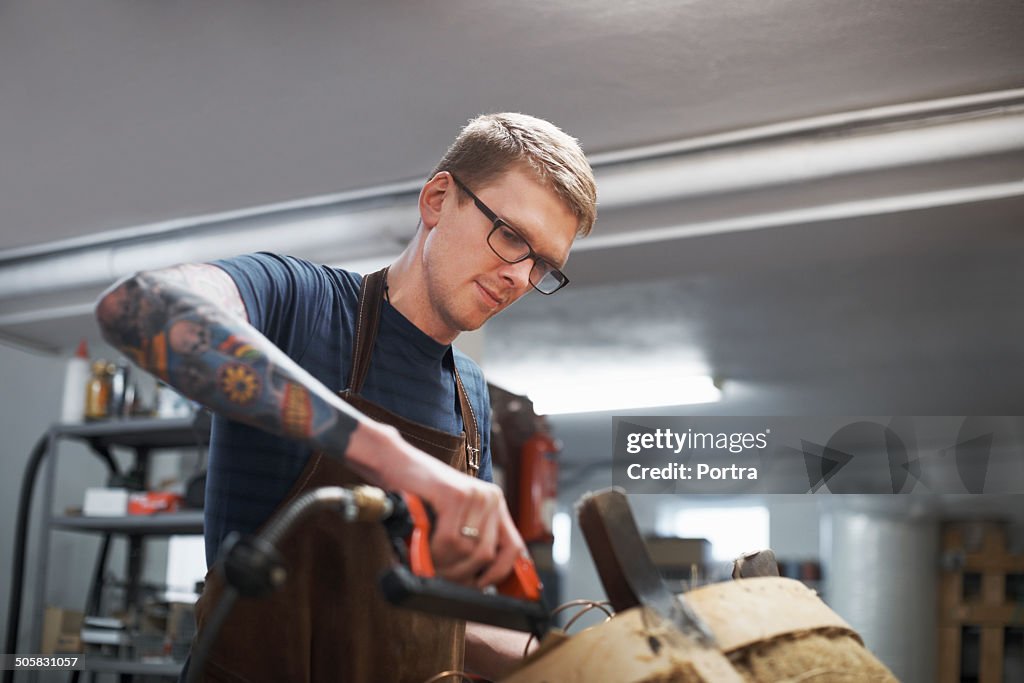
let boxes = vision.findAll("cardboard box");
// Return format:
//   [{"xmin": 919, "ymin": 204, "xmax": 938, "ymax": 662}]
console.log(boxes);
[
  {"xmin": 644, "ymin": 536, "xmax": 712, "ymax": 579},
  {"xmin": 41, "ymin": 607, "xmax": 83, "ymax": 654},
  {"xmin": 83, "ymin": 488, "xmax": 129, "ymax": 516}
]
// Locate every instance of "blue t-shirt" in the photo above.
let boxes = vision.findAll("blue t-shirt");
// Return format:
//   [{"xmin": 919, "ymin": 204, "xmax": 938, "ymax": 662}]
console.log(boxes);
[{"xmin": 203, "ymin": 253, "xmax": 492, "ymax": 565}]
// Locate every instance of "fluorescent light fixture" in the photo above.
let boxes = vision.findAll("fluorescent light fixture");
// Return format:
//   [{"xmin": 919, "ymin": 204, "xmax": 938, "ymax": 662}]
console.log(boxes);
[{"xmin": 493, "ymin": 367, "xmax": 721, "ymax": 415}]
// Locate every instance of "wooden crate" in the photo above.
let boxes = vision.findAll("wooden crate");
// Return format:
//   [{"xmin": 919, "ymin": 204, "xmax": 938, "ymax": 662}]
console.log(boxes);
[{"xmin": 938, "ymin": 521, "xmax": 1024, "ymax": 683}]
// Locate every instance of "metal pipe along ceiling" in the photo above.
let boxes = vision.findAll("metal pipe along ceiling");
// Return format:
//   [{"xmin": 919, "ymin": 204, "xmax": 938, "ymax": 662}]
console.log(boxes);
[{"xmin": 1, "ymin": 90, "xmax": 1022, "ymax": 326}]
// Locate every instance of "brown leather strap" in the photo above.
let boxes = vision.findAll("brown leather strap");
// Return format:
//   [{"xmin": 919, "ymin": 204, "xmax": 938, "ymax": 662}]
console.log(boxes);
[
  {"xmin": 347, "ymin": 267, "xmax": 388, "ymax": 394},
  {"xmin": 453, "ymin": 361, "xmax": 481, "ymax": 475}
]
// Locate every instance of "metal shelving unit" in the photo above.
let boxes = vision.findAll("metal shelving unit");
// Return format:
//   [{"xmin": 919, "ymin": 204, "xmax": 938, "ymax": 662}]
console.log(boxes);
[
  {"xmin": 78, "ymin": 657, "xmax": 183, "ymax": 677},
  {"xmin": 51, "ymin": 513, "xmax": 205, "ymax": 536},
  {"xmin": 26, "ymin": 413, "xmax": 210, "ymax": 681}
]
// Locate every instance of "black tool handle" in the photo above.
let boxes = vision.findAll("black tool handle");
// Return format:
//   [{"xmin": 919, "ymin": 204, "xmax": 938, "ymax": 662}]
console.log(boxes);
[{"xmin": 380, "ymin": 564, "xmax": 549, "ymax": 640}]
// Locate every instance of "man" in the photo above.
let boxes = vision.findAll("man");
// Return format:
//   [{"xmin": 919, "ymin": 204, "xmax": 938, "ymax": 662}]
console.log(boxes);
[{"xmin": 95, "ymin": 112, "xmax": 597, "ymax": 682}]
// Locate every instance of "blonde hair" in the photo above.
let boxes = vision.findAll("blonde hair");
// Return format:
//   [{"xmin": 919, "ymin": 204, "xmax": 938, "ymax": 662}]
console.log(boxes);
[{"xmin": 431, "ymin": 113, "xmax": 597, "ymax": 236}]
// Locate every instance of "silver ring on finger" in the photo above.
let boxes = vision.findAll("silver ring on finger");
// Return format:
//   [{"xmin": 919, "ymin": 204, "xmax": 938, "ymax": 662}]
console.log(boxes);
[{"xmin": 460, "ymin": 525, "xmax": 480, "ymax": 539}]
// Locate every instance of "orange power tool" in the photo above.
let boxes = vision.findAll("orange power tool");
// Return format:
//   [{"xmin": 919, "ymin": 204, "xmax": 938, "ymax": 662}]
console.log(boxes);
[{"xmin": 372, "ymin": 489, "xmax": 550, "ymax": 639}]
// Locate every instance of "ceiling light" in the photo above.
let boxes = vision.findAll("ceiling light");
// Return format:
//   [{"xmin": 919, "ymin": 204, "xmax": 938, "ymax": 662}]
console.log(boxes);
[{"xmin": 488, "ymin": 365, "xmax": 722, "ymax": 415}]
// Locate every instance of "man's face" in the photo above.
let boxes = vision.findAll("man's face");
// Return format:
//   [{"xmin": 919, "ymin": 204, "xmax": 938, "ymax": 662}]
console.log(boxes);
[{"xmin": 422, "ymin": 166, "xmax": 578, "ymax": 339}]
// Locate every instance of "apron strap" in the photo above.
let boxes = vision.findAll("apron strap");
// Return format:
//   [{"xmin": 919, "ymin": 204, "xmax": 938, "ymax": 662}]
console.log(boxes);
[
  {"xmin": 349, "ymin": 266, "xmax": 482, "ymax": 477},
  {"xmin": 347, "ymin": 267, "xmax": 388, "ymax": 395},
  {"xmin": 453, "ymin": 361, "xmax": 482, "ymax": 476}
]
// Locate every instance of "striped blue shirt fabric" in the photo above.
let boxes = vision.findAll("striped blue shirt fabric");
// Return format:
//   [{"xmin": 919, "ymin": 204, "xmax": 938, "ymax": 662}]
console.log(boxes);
[{"xmin": 203, "ymin": 252, "xmax": 492, "ymax": 566}]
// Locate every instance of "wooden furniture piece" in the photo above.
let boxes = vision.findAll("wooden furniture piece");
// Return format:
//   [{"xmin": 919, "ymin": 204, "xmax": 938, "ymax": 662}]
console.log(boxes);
[{"xmin": 938, "ymin": 521, "xmax": 1024, "ymax": 683}]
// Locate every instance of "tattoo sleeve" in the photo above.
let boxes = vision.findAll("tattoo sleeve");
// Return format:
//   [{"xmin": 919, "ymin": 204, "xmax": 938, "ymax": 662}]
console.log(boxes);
[{"xmin": 94, "ymin": 266, "xmax": 360, "ymax": 456}]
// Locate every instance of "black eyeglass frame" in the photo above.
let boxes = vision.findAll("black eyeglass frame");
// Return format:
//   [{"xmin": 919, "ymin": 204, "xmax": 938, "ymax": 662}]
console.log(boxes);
[{"xmin": 448, "ymin": 173, "xmax": 570, "ymax": 295}]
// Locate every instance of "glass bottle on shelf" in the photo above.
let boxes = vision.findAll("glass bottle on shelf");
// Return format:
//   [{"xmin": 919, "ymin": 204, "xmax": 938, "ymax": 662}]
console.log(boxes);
[{"xmin": 84, "ymin": 360, "xmax": 112, "ymax": 421}]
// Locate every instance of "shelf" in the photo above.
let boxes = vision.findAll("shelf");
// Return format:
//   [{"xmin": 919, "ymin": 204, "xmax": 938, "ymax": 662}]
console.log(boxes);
[
  {"xmin": 26, "ymin": 417, "xmax": 212, "ymax": 664},
  {"xmin": 52, "ymin": 512, "xmax": 204, "ymax": 535},
  {"xmin": 80, "ymin": 656, "xmax": 184, "ymax": 676},
  {"xmin": 53, "ymin": 413, "xmax": 211, "ymax": 449}
]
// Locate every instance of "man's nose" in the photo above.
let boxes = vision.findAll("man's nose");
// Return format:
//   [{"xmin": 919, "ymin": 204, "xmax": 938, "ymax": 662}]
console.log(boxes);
[{"xmin": 497, "ymin": 258, "xmax": 534, "ymax": 291}]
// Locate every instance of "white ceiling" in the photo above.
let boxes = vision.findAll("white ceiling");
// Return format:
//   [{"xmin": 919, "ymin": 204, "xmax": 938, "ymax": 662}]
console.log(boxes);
[
  {"xmin": 1, "ymin": 0, "xmax": 1023, "ymax": 419},
  {"xmin": 2, "ymin": 0, "xmax": 1022, "ymax": 248}
]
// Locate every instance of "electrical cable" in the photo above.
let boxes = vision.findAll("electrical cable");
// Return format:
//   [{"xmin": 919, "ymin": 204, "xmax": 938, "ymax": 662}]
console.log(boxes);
[
  {"xmin": 522, "ymin": 598, "xmax": 614, "ymax": 659},
  {"xmin": 3, "ymin": 435, "xmax": 48, "ymax": 683}
]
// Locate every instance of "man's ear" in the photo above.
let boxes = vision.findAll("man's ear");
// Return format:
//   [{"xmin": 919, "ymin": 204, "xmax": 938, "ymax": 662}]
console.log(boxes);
[{"xmin": 418, "ymin": 172, "xmax": 452, "ymax": 230}]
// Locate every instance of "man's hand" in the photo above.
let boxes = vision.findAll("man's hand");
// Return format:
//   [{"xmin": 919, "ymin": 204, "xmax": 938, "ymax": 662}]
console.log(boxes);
[{"xmin": 346, "ymin": 421, "xmax": 528, "ymax": 588}]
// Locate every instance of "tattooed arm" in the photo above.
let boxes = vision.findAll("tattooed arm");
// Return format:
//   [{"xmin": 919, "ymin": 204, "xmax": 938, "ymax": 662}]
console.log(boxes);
[
  {"xmin": 95, "ymin": 264, "xmax": 364, "ymax": 456},
  {"xmin": 95, "ymin": 264, "xmax": 528, "ymax": 586}
]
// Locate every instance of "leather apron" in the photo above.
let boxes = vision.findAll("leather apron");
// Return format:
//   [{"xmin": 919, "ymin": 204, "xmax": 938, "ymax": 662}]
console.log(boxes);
[{"xmin": 192, "ymin": 268, "xmax": 481, "ymax": 682}]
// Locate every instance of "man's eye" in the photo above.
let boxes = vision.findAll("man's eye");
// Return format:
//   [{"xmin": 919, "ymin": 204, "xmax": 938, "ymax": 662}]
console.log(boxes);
[{"xmin": 499, "ymin": 226, "xmax": 523, "ymax": 244}]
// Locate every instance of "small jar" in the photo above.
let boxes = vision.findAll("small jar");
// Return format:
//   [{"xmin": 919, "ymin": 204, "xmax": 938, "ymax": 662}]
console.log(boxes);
[{"xmin": 84, "ymin": 360, "xmax": 112, "ymax": 421}]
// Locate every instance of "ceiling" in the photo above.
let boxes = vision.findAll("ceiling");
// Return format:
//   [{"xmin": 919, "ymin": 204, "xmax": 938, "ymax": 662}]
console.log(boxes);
[
  {"xmin": 2, "ymin": 0, "xmax": 1022, "ymax": 248},
  {"xmin": 1, "ymin": 0, "xmax": 1023, "ymax": 418}
]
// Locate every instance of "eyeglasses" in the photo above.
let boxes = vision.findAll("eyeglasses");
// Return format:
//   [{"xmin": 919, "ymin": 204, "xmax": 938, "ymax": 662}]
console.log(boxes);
[{"xmin": 449, "ymin": 173, "xmax": 570, "ymax": 295}]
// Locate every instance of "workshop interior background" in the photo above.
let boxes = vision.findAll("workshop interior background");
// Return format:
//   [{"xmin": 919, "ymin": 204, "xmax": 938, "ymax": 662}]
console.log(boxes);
[{"xmin": 2, "ymin": 1, "xmax": 1023, "ymax": 682}]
